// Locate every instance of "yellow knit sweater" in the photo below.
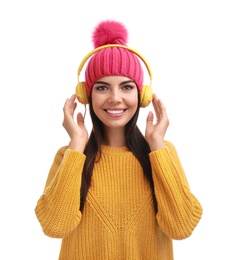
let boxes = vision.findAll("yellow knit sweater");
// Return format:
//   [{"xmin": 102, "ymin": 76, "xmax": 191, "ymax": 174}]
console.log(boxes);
[{"xmin": 35, "ymin": 141, "xmax": 202, "ymax": 260}]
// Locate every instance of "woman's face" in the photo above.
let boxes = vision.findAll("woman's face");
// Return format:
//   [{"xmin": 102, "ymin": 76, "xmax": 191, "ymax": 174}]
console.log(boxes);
[{"xmin": 91, "ymin": 76, "xmax": 139, "ymax": 129}]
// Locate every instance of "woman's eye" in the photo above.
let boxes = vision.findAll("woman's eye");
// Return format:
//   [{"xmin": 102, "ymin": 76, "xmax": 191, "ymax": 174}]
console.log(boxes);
[
  {"xmin": 122, "ymin": 85, "xmax": 134, "ymax": 90},
  {"xmin": 96, "ymin": 86, "xmax": 108, "ymax": 91}
]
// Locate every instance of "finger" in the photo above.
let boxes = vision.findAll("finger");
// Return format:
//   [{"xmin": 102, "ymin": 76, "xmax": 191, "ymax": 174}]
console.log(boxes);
[
  {"xmin": 77, "ymin": 112, "xmax": 85, "ymax": 126},
  {"xmin": 152, "ymin": 94, "xmax": 161, "ymax": 120},
  {"xmin": 157, "ymin": 98, "xmax": 167, "ymax": 118},
  {"xmin": 63, "ymin": 97, "xmax": 77, "ymax": 117},
  {"xmin": 63, "ymin": 98, "xmax": 69, "ymax": 113},
  {"xmin": 70, "ymin": 93, "xmax": 77, "ymax": 101},
  {"xmin": 156, "ymin": 99, "xmax": 169, "ymax": 130},
  {"xmin": 146, "ymin": 111, "xmax": 154, "ymax": 126}
]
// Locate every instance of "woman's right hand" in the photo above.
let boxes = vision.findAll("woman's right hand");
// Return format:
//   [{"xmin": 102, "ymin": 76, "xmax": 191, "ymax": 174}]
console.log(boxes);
[{"xmin": 62, "ymin": 94, "xmax": 88, "ymax": 152}]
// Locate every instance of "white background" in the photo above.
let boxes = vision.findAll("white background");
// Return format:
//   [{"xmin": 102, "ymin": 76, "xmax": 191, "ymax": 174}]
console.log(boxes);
[{"xmin": 0, "ymin": 0, "xmax": 230, "ymax": 259}]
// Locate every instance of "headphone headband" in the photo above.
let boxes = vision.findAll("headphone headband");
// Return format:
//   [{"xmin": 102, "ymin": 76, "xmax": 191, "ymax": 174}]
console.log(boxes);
[{"xmin": 77, "ymin": 44, "xmax": 153, "ymax": 85}]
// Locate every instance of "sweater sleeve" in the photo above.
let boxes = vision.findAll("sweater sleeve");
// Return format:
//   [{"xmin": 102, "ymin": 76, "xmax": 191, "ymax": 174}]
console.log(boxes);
[
  {"xmin": 35, "ymin": 146, "xmax": 86, "ymax": 238},
  {"xmin": 149, "ymin": 140, "xmax": 203, "ymax": 240}
]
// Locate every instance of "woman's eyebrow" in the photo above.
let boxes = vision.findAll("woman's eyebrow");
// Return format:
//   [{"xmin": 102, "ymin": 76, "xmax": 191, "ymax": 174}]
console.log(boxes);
[
  {"xmin": 120, "ymin": 80, "xmax": 135, "ymax": 85},
  {"xmin": 94, "ymin": 80, "xmax": 110, "ymax": 85},
  {"xmin": 94, "ymin": 79, "xmax": 135, "ymax": 85}
]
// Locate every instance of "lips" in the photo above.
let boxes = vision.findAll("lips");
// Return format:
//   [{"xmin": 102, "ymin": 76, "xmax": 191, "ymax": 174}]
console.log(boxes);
[
  {"xmin": 104, "ymin": 109, "xmax": 126, "ymax": 117},
  {"xmin": 107, "ymin": 109, "xmax": 124, "ymax": 114}
]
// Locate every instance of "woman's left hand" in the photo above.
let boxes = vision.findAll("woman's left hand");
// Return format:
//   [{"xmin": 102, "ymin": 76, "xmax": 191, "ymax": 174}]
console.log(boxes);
[{"xmin": 145, "ymin": 94, "xmax": 169, "ymax": 151}]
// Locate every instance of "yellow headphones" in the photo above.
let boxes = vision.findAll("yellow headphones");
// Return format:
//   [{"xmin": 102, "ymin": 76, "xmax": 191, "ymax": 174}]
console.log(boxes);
[{"xmin": 76, "ymin": 44, "xmax": 153, "ymax": 108}]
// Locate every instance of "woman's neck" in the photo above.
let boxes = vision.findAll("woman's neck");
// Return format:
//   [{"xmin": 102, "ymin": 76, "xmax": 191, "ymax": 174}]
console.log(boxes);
[{"xmin": 103, "ymin": 127, "xmax": 126, "ymax": 147}]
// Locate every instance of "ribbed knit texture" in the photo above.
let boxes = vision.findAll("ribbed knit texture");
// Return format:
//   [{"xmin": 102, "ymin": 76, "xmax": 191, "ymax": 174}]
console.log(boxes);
[
  {"xmin": 84, "ymin": 20, "xmax": 144, "ymax": 96},
  {"xmin": 85, "ymin": 47, "xmax": 144, "ymax": 96},
  {"xmin": 35, "ymin": 141, "xmax": 202, "ymax": 260}
]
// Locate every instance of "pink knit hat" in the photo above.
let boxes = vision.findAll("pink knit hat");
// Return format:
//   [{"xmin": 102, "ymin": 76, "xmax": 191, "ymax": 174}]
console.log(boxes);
[{"xmin": 84, "ymin": 20, "xmax": 144, "ymax": 97}]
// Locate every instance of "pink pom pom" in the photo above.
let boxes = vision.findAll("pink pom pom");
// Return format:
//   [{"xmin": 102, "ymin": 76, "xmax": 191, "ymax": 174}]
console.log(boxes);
[{"xmin": 92, "ymin": 20, "xmax": 128, "ymax": 48}]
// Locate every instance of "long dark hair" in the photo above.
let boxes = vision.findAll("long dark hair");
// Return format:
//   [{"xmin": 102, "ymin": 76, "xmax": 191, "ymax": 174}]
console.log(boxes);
[{"xmin": 80, "ymin": 93, "xmax": 158, "ymax": 213}]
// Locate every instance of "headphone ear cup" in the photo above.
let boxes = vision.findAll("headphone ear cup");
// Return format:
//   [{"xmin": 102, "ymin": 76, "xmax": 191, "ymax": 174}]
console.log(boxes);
[
  {"xmin": 76, "ymin": 82, "xmax": 88, "ymax": 104},
  {"xmin": 140, "ymin": 85, "xmax": 153, "ymax": 108}
]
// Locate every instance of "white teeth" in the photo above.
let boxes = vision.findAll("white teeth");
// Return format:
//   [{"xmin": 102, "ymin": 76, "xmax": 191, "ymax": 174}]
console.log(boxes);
[{"xmin": 107, "ymin": 110, "xmax": 124, "ymax": 114}]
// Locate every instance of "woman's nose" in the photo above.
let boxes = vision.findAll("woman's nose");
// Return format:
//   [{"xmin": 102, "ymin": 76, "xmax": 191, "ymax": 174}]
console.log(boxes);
[{"xmin": 108, "ymin": 89, "xmax": 123, "ymax": 103}]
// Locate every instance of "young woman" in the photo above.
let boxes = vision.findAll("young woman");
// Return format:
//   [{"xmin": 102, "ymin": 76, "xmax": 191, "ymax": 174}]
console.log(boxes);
[{"xmin": 35, "ymin": 20, "xmax": 203, "ymax": 260}]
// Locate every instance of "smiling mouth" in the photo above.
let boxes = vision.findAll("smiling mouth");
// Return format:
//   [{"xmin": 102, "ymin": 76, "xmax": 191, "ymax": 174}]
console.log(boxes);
[
  {"xmin": 106, "ymin": 109, "xmax": 125, "ymax": 114},
  {"xmin": 104, "ymin": 109, "xmax": 127, "ymax": 116}
]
